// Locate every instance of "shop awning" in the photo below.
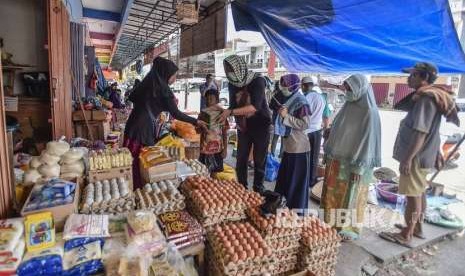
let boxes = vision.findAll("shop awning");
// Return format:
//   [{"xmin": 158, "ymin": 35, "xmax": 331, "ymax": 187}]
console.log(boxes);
[
  {"xmin": 110, "ymin": 0, "xmax": 226, "ymax": 69},
  {"xmin": 232, "ymin": 0, "xmax": 465, "ymax": 73}
]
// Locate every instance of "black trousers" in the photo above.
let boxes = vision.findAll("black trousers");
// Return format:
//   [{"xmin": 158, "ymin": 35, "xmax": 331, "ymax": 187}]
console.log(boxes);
[
  {"xmin": 308, "ymin": 130, "xmax": 322, "ymax": 187},
  {"xmin": 237, "ymin": 128, "xmax": 270, "ymax": 190}
]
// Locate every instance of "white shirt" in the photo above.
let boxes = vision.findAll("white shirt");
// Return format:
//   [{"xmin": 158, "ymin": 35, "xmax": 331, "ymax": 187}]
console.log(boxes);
[{"xmin": 304, "ymin": 89, "xmax": 325, "ymax": 134}]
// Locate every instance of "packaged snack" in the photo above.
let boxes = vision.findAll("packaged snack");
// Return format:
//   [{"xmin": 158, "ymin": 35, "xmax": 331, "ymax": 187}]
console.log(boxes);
[
  {"xmin": 0, "ymin": 218, "xmax": 24, "ymax": 254},
  {"xmin": 17, "ymin": 242, "xmax": 64, "ymax": 276},
  {"xmin": 158, "ymin": 211, "xmax": 203, "ymax": 241},
  {"xmin": 0, "ymin": 239, "xmax": 25, "ymax": 276},
  {"xmin": 62, "ymin": 238, "xmax": 104, "ymax": 276},
  {"xmin": 127, "ymin": 211, "xmax": 156, "ymax": 234},
  {"xmin": 125, "ymin": 224, "xmax": 165, "ymax": 255},
  {"xmin": 63, "ymin": 214, "xmax": 110, "ymax": 240},
  {"xmin": 24, "ymin": 212, "xmax": 55, "ymax": 252}
]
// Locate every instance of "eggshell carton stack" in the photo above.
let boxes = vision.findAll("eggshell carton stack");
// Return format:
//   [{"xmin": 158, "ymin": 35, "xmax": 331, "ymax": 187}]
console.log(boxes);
[
  {"xmin": 80, "ymin": 178, "xmax": 134, "ymax": 214},
  {"xmin": 247, "ymin": 207, "xmax": 303, "ymax": 275},
  {"xmin": 207, "ymin": 222, "xmax": 276, "ymax": 276},
  {"xmin": 181, "ymin": 176, "xmax": 248, "ymax": 227},
  {"xmin": 183, "ymin": 159, "xmax": 209, "ymax": 176},
  {"xmin": 298, "ymin": 217, "xmax": 341, "ymax": 276},
  {"xmin": 135, "ymin": 180, "xmax": 185, "ymax": 215}
]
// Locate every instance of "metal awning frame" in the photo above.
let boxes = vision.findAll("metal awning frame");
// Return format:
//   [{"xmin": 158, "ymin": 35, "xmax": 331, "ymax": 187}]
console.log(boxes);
[{"xmin": 111, "ymin": 0, "xmax": 225, "ymax": 69}]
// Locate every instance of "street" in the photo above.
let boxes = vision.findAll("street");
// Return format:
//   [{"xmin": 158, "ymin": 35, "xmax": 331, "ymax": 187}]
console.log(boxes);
[{"xmin": 178, "ymin": 91, "xmax": 465, "ymax": 199}]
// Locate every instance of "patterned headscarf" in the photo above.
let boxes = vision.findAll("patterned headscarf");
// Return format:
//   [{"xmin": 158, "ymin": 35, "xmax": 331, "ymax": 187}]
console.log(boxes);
[
  {"xmin": 280, "ymin": 74, "xmax": 301, "ymax": 94},
  {"xmin": 223, "ymin": 55, "xmax": 257, "ymax": 88}
]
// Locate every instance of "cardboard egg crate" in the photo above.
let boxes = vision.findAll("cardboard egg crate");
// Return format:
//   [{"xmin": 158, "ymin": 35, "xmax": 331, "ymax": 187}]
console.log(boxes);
[
  {"xmin": 206, "ymin": 222, "xmax": 277, "ymax": 275},
  {"xmin": 247, "ymin": 207, "xmax": 303, "ymax": 240},
  {"xmin": 298, "ymin": 251, "xmax": 338, "ymax": 276},
  {"xmin": 181, "ymin": 177, "xmax": 249, "ymax": 227},
  {"xmin": 134, "ymin": 187, "xmax": 185, "ymax": 215},
  {"xmin": 79, "ymin": 179, "xmax": 135, "ymax": 215},
  {"xmin": 207, "ymin": 246, "xmax": 276, "ymax": 276},
  {"xmin": 185, "ymin": 200, "xmax": 246, "ymax": 228}
]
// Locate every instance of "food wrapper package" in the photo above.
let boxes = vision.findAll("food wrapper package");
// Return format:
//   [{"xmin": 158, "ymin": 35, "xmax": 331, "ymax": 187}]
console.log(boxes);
[
  {"xmin": 62, "ymin": 238, "xmax": 104, "ymax": 276},
  {"xmin": 199, "ymin": 108, "xmax": 226, "ymax": 155},
  {"xmin": 125, "ymin": 224, "xmax": 165, "ymax": 255},
  {"xmin": 127, "ymin": 211, "xmax": 156, "ymax": 234},
  {"xmin": 0, "ymin": 218, "xmax": 24, "ymax": 254},
  {"xmin": 24, "ymin": 212, "xmax": 55, "ymax": 252},
  {"xmin": 158, "ymin": 211, "xmax": 203, "ymax": 241},
  {"xmin": 0, "ymin": 239, "xmax": 25, "ymax": 276},
  {"xmin": 17, "ymin": 241, "xmax": 64, "ymax": 276},
  {"xmin": 63, "ymin": 214, "xmax": 110, "ymax": 240}
]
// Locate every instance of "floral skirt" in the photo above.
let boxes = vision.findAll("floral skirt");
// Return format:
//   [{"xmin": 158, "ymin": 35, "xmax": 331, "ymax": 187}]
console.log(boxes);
[{"xmin": 320, "ymin": 159, "xmax": 372, "ymax": 237}]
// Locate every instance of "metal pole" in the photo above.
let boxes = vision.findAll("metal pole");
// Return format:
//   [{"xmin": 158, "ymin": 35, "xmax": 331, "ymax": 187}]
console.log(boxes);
[{"xmin": 429, "ymin": 133, "xmax": 465, "ymax": 182}]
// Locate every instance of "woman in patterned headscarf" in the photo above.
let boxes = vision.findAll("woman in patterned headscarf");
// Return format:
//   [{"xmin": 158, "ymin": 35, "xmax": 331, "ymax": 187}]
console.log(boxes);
[
  {"xmin": 219, "ymin": 55, "xmax": 272, "ymax": 194},
  {"xmin": 273, "ymin": 74, "xmax": 312, "ymax": 211}
]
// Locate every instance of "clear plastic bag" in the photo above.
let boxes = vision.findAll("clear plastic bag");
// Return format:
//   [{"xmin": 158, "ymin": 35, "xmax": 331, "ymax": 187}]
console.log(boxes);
[{"xmin": 62, "ymin": 238, "xmax": 105, "ymax": 276}]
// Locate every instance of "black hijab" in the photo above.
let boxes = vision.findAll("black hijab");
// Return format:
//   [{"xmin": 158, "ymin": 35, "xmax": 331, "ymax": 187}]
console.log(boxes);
[{"xmin": 129, "ymin": 57, "xmax": 178, "ymax": 102}]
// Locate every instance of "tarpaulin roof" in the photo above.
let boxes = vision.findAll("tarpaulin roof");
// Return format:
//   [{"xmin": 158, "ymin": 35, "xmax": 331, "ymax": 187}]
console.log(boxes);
[{"xmin": 232, "ymin": 0, "xmax": 465, "ymax": 73}]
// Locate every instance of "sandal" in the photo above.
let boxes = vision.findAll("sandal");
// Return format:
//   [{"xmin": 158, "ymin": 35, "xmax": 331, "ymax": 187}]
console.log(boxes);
[
  {"xmin": 379, "ymin": 231, "xmax": 413, "ymax": 248},
  {"xmin": 394, "ymin": 223, "xmax": 426, "ymax": 239}
]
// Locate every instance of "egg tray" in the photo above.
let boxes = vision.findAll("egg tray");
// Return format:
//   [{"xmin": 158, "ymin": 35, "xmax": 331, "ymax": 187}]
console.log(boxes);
[
  {"xmin": 272, "ymin": 261, "xmax": 298, "ymax": 276},
  {"xmin": 80, "ymin": 194, "xmax": 135, "ymax": 215},
  {"xmin": 134, "ymin": 188, "xmax": 185, "ymax": 215},
  {"xmin": 303, "ymin": 265, "xmax": 336, "ymax": 276},
  {"xmin": 300, "ymin": 240, "xmax": 341, "ymax": 257},
  {"xmin": 185, "ymin": 200, "xmax": 246, "ymax": 227},
  {"xmin": 206, "ymin": 237, "xmax": 275, "ymax": 268},
  {"xmin": 246, "ymin": 208, "xmax": 303, "ymax": 236},
  {"xmin": 298, "ymin": 252, "xmax": 338, "ymax": 269},
  {"xmin": 207, "ymin": 245, "xmax": 276, "ymax": 276}
]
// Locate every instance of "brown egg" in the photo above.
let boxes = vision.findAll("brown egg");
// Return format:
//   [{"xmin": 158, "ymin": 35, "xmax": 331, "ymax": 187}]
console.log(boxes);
[
  {"xmin": 223, "ymin": 241, "xmax": 231, "ymax": 248},
  {"xmin": 238, "ymin": 251, "xmax": 247, "ymax": 261},
  {"xmin": 231, "ymin": 253, "xmax": 239, "ymax": 263},
  {"xmin": 244, "ymin": 244, "xmax": 252, "ymax": 251},
  {"xmin": 255, "ymin": 248, "xmax": 264, "ymax": 257},
  {"xmin": 235, "ymin": 245, "xmax": 244, "ymax": 252},
  {"xmin": 264, "ymin": 247, "xmax": 272, "ymax": 256},
  {"xmin": 247, "ymin": 249, "xmax": 255, "ymax": 259},
  {"xmin": 232, "ymin": 239, "xmax": 240, "ymax": 247}
]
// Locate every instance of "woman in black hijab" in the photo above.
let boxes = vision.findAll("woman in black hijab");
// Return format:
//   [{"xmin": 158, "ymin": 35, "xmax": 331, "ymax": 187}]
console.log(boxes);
[{"xmin": 124, "ymin": 57, "xmax": 206, "ymax": 189}]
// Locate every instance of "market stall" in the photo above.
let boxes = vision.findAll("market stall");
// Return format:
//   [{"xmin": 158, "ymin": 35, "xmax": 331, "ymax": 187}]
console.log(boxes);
[{"xmin": 2, "ymin": 106, "xmax": 345, "ymax": 276}]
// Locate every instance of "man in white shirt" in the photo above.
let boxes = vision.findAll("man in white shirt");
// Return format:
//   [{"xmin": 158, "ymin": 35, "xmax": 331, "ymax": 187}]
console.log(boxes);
[{"xmin": 302, "ymin": 76, "xmax": 326, "ymax": 187}]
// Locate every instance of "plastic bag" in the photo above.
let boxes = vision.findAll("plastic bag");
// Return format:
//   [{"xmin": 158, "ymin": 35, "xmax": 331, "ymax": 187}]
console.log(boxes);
[
  {"xmin": 62, "ymin": 238, "xmax": 104, "ymax": 276},
  {"xmin": 127, "ymin": 211, "xmax": 157, "ymax": 235},
  {"xmin": 17, "ymin": 241, "xmax": 64, "ymax": 276},
  {"xmin": 151, "ymin": 243, "xmax": 192, "ymax": 276},
  {"xmin": 214, "ymin": 164, "xmax": 237, "ymax": 181},
  {"xmin": 63, "ymin": 214, "xmax": 110, "ymax": 240},
  {"xmin": 198, "ymin": 154, "xmax": 222, "ymax": 173},
  {"xmin": 264, "ymin": 153, "xmax": 280, "ymax": 182}
]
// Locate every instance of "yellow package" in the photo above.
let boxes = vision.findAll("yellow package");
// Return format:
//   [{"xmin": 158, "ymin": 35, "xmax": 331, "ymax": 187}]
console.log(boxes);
[
  {"xmin": 214, "ymin": 164, "xmax": 237, "ymax": 181},
  {"xmin": 155, "ymin": 134, "xmax": 185, "ymax": 148},
  {"xmin": 24, "ymin": 212, "xmax": 56, "ymax": 252}
]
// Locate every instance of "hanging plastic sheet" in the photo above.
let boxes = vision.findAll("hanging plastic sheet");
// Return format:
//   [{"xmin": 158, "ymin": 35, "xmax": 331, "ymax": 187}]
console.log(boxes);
[{"xmin": 232, "ymin": 0, "xmax": 465, "ymax": 73}]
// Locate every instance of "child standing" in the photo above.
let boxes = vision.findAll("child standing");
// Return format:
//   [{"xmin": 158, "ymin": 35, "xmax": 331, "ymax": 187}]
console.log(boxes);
[{"xmin": 198, "ymin": 88, "xmax": 229, "ymax": 176}]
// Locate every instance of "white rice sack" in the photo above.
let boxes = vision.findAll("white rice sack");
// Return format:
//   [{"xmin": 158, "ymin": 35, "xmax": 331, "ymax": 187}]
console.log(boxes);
[
  {"xmin": 38, "ymin": 164, "xmax": 61, "ymax": 179},
  {"xmin": 61, "ymin": 148, "xmax": 85, "ymax": 164},
  {"xmin": 24, "ymin": 169, "xmax": 42, "ymax": 185},
  {"xmin": 46, "ymin": 141, "xmax": 70, "ymax": 156},
  {"xmin": 40, "ymin": 152, "xmax": 60, "ymax": 166},
  {"xmin": 60, "ymin": 172, "xmax": 82, "ymax": 179},
  {"xmin": 29, "ymin": 156, "xmax": 42, "ymax": 169},
  {"xmin": 60, "ymin": 161, "xmax": 85, "ymax": 175}
]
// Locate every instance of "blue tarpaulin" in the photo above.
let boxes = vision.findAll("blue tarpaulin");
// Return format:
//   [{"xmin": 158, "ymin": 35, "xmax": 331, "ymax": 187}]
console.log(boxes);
[{"xmin": 232, "ymin": 0, "xmax": 465, "ymax": 73}]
